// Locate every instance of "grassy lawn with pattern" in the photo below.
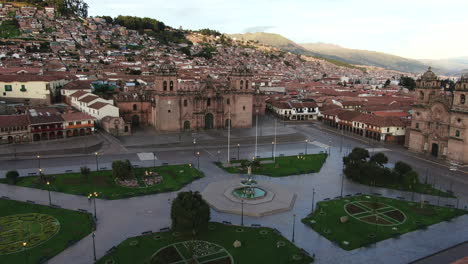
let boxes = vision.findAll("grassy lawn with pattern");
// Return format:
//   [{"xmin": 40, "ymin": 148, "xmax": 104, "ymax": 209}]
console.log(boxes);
[
  {"xmin": 302, "ymin": 195, "xmax": 467, "ymax": 250},
  {"xmin": 0, "ymin": 165, "xmax": 204, "ymax": 200},
  {"xmin": 0, "ymin": 199, "xmax": 93, "ymax": 264},
  {"xmin": 216, "ymin": 153, "xmax": 328, "ymax": 177},
  {"xmin": 97, "ymin": 222, "xmax": 313, "ymax": 264}
]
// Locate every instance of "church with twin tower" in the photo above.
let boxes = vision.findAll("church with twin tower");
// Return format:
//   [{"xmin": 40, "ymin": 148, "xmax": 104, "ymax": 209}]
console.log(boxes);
[
  {"xmin": 150, "ymin": 63, "xmax": 256, "ymax": 132},
  {"xmin": 408, "ymin": 67, "xmax": 468, "ymax": 164}
]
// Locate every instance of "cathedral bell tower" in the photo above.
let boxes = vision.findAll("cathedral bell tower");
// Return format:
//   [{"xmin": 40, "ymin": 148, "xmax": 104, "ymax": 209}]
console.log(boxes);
[
  {"xmin": 415, "ymin": 67, "xmax": 442, "ymax": 105},
  {"xmin": 229, "ymin": 65, "xmax": 254, "ymax": 91},
  {"xmin": 154, "ymin": 62, "xmax": 178, "ymax": 93}
]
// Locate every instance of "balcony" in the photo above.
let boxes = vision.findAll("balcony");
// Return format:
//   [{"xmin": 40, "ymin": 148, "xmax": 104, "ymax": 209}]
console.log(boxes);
[
  {"xmin": 66, "ymin": 123, "xmax": 94, "ymax": 129},
  {"xmin": 31, "ymin": 126, "xmax": 63, "ymax": 133}
]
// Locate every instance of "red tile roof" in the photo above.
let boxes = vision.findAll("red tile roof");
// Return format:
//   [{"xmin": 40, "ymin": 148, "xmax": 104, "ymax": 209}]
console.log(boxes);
[
  {"xmin": 89, "ymin": 102, "xmax": 109, "ymax": 110},
  {"xmin": 0, "ymin": 115, "xmax": 29, "ymax": 128},
  {"xmin": 61, "ymin": 112, "xmax": 96, "ymax": 121},
  {"xmin": 70, "ymin": 90, "xmax": 89, "ymax": 98},
  {"xmin": 62, "ymin": 80, "xmax": 93, "ymax": 90},
  {"xmin": 0, "ymin": 75, "xmax": 70, "ymax": 82},
  {"xmin": 79, "ymin": 95, "xmax": 99, "ymax": 103}
]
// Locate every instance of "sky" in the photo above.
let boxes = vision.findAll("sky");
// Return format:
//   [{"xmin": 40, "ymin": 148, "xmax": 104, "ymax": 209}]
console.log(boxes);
[{"xmin": 87, "ymin": 0, "xmax": 468, "ymax": 60}]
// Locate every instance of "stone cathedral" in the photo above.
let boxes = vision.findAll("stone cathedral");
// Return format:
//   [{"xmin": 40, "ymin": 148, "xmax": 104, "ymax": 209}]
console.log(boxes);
[
  {"xmin": 408, "ymin": 67, "xmax": 468, "ymax": 164},
  {"xmin": 116, "ymin": 63, "xmax": 265, "ymax": 132}
]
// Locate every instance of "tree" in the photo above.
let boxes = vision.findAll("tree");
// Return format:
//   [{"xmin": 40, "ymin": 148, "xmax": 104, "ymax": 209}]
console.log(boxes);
[
  {"xmin": 394, "ymin": 161, "xmax": 412, "ymax": 178},
  {"xmin": 370, "ymin": 153, "xmax": 388, "ymax": 167},
  {"xmin": 399, "ymin": 76, "xmax": 416, "ymax": 90},
  {"xmin": 80, "ymin": 166, "xmax": 91, "ymax": 181},
  {"xmin": 171, "ymin": 191, "xmax": 210, "ymax": 233},
  {"xmin": 384, "ymin": 79, "xmax": 391, "ymax": 88},
  {"xmin": 112, "ymin": 160, "xmax": 133, "ymax": 180},
  {"xmin": 6, "ymin": 170, "xmax": 19, "ymax": 184}
]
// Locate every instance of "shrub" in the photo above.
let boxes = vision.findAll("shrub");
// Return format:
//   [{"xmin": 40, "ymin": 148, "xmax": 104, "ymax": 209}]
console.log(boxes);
[
  {"xmin": 6, "ymin": 170, "xmax": 19, "ymax": 184},
  {"xmin": 112, "ymin": 160, "xmax": 133, "ymax": 180}
]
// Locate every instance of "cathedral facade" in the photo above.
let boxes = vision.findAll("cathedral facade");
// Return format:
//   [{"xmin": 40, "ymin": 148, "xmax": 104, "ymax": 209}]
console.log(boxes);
[
  {"xmin": 408, "ymin": 68, "xmax": 468, "ymax": 164},
  {"xmin": 116, "ymin": 64, "xmax": 262, "ymax": 132}
]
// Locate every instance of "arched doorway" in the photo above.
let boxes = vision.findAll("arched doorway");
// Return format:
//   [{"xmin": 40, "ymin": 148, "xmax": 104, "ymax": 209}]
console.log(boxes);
[
  {"xmin": 183, "ymin": 120, "xmax": 190, "ymax": 131},
  {"xmin": 7, "ymin": 136, "xmax": 13, "ymax": 143},
  {"xmin": 57, "ymin": 131, "xmax": 64, "ymax": 139},
  {"xmin": 205, "ymin": 113, "xmax": 214, "ymax": 129},
  {"xmin": 66, "ymin": 130, "xmax": 73, "ymax": 137},
  {"xmin": 132, "ymin": 115, "xmax": 140, "ymax": 127},
  {"xmin": 73, "ymin": 129, "xmax": 78, "ymax": 137},
  {"xmin": 225, "ymin": 119, "xmax": 231, "ymax": 128},
  {"xmin": 41, "ymin": 132, "xmax": 48, "ymax": 140},
  {"xmin": 79, "ymin": 129, "xmax": 85, "ymax": 136},
  {"xmin": 49, "ymin": 132, "xmax": 56, "ymax": 140},
  {"xmin": 431, "ymin": 143, "xmax": 439, "ymax": 157},
  {"xmin": 33, "ymin": 134, "xmax": 40, "ymax": 141}
]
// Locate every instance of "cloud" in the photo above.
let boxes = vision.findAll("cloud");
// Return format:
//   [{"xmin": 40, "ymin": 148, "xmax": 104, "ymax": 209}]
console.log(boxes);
[{"xmin": 242, "ymin": 26, "xmax": 276, "ymax": 33}]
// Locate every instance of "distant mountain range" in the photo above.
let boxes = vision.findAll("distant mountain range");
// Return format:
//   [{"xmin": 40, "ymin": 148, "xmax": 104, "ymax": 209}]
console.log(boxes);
[{"xmin": 230, "ymin": 32, "xmax": 467, "ymax": 76}]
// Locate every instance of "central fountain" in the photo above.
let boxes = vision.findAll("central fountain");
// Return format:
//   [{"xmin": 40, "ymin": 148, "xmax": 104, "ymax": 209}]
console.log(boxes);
[
  {"xmin": 202, "ymin": 163, "xmax": 297, "ymax": 217},
  {"xmin": 232, "ymin": 176, "xmax": 267, "ymax": 199}
]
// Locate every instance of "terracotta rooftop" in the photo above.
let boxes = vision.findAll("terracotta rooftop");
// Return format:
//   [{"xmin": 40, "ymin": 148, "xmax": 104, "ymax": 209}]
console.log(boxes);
[
  {"xmin": 28, "ymin": 114, "xmax": 63, "ymax": 125},
  {"xmin": 88, "ymin": 102, "xmax": 109, "ymax": 110},
  {"xmin": 70, "ymin": 90, "xmax": 89, "ymax": 98},
  {"xmin": 0, "ymin": 75, "xmax": 70, "ymax": 82},
  {"xmin": 79, "ymin": 95, "xmax": 99, "ymax": 104},
  {"xmin": 61, "ymin": 112, "xmax": 96, "ymax": 121},
  {"xmin": 0, "ymin": 115, "xmax": 29, "ymax": 128},
  {"xmin": 62, "ymin": 80, "xmax": 93, "ymax": 90}
]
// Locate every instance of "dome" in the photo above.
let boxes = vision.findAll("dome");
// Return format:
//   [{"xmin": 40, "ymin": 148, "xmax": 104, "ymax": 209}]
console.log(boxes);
[
  {"xmin": 421, "ymin": 67, "xmax": 438, "ymax": 81},
  {"xmin": 156, "ymin": 61, "xmax": 177, "ymax": 75}
]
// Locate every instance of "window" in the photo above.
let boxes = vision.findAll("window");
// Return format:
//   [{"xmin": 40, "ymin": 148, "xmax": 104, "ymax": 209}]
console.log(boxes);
[
  {"xmin": 245, "ymin": 80, "xmax": 249, "ymax": 89},
  {"xmin": 387, "ymin": 128, "xmax": 390, "ymax": 132},
  {"xmin": 456, "ymin": 130, "xmax": 461, "ymax": 137},
  {"xmin": 4, "ymin": 85, "xmax": 12, "ymax": 92},
  {"xmin": 207, "ymin": 98, "xmax": 211, "ymax": 107},
  {"xmin": 68, "ymin": 122, "xmax": 73, "ymax": 126},
  {"xmin": 416, "ymin": 123, "xmax": 419, "ymax": 129},
  {"xmin": 419, "ymin": 91, "xmax": 424, "ymax": 100},
  {"xmin": 243, "ymin": 106, "xmax": 246, "ymax": 111},
  {"xmin": 183, "ymin": 99, "xmax": 188, "ymax": 107},
  {"xmin": 240, "ymin": 80, "xmax": 244, "ymax": 89},
  {"xmin": 125, "ymin": 126, "xmax": 129, "ymax": 132},
  {"xmin": 226, "ymin": 98, "xmax": 230, "ymax": 105},
  {"xmin": 20, "ymin": 85, "xmax": 26, "ymax": 92},
  {"xmin": 77, "ymin": 121, "xmax": 81, "ymax": 125},
  {"xmin": 461, "ymin": 94, "xmax": 466, "ymax": 105},
  {"xmin": 170, "ymin": 81, "xmax": 174, "ymax": 91},
  {"xmin": 168, "ymin": 109, "xmax": 171, "ymax": 113},
  {"xmin": 133, "ymin": 104, "xmax": 137, "ymax": 111},
  {"xmin": 163, "ymin": 81, "xmax": 167, "ymax": 91}
]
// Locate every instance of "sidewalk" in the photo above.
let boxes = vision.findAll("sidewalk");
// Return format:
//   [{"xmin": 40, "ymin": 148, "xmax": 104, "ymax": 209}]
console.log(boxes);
[
  {"xmin": 0, "ymin": 135, "xmax": 103, "ymax": 160},
  {"xmin": 314, "ymin": 123, "xmax": 468, "ymax": 174}
]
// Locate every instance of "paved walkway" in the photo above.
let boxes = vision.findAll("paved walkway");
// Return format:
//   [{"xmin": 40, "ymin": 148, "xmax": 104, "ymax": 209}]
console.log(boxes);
[{"xmin": 1, "ymin": 142, "xmax": 468, "ymax": 264}]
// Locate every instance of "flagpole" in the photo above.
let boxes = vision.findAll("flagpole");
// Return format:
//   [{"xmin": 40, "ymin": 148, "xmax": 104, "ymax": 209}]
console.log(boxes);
[
  {"xmin": 255, "ymin": 110, "xmax": 258, "ymax": 158},
  {"xmin": 273, "ymin": 118, "xmax": 277, "ymax": 161},
  {"xmin": 227, "ymin": 107, "xmax": 231, "ymax": 164}
]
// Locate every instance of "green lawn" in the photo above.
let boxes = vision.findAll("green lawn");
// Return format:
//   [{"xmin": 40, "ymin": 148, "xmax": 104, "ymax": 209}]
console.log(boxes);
[
  {"xmin": 302, "ymin": 195, "xmax": 467, "ymax": 250},
  {"xmin": 216, "ymin": 153, "xmax": 328, "ymax": 177},
  {"xmin": 374, "ymin": 181, "xmax": 454, "ymax": 198},
  {"xmin": 0, "ymin": 20, "xmax": 20, "ymax": 38},
  {"xmin": 0, "ymin": 165, "xmax": 204, "ymax": 200},
  {"xmin": 0, "ymin": 199, "xmax": 93, "ymax": 264},
  {"xmin": 97, "ymin": 222, "xmax": 313, "ymax": 264}
]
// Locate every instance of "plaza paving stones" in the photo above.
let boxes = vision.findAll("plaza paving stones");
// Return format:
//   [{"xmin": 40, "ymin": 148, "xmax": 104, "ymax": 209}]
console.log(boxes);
[{"xmin": 202, "ymin": 179, "xmax": 296, "ymax": 217}]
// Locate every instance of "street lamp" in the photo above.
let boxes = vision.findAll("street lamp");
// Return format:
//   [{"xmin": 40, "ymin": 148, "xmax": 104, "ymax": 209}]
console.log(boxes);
[
  {"xmin": 196, "ymin": 152, "xmax": 200, "ymax": 169},
  {"xmin": 271, "ymin": 141, "xmax": 275, "ymax": 159},
  {"xmin": 311, "ymin": 188, "xmax": 316, "ymax": 212},
  {"xmin": 92, "ymin": 232, "xmax": 96, "ymax": 261},
  {"xmin": 305, "ymin": 139, "xmax": 309, "ymax": 155},
  {"xmin": 217, "ymin": 150, "xmax": 221, "ymax": 162},
  {"xmin": 94, "ymin": 152, "xmax": 99, "ymax": 172},
  {"xmin": 153, "ymin": 151, "xmax": 156, "ymax": 168},
  {"xmin": 241, "ymin": 199, "xmax": 244, "ymax": 226},
  {"xmin": 22, "ymin": 242, "xmax": 28, "ymax": 264},
  {"xmin": 46, "ymin": 181, "xmax": 52, "ymax": 205},
  {"xmin": 237, "ymin": 144, "xmax": 240, "ymax": 160},
  {"xmin": 193, "ymin": 138, "xmax": 196, "ymax": 156},
  {"xmin": 37, "ymin": 155, "xmax": 41, "ymax": 170},
  {"xmin": 292, "ymin": 214, "xmax": 296, "ymax": 243},
  {"xmin": 89, "ymin": 192, "xmax": 98, "ymax": 221},
  {"xmin": 340, "ymin": 172, "xmax": 345, "ymax": 198}
]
